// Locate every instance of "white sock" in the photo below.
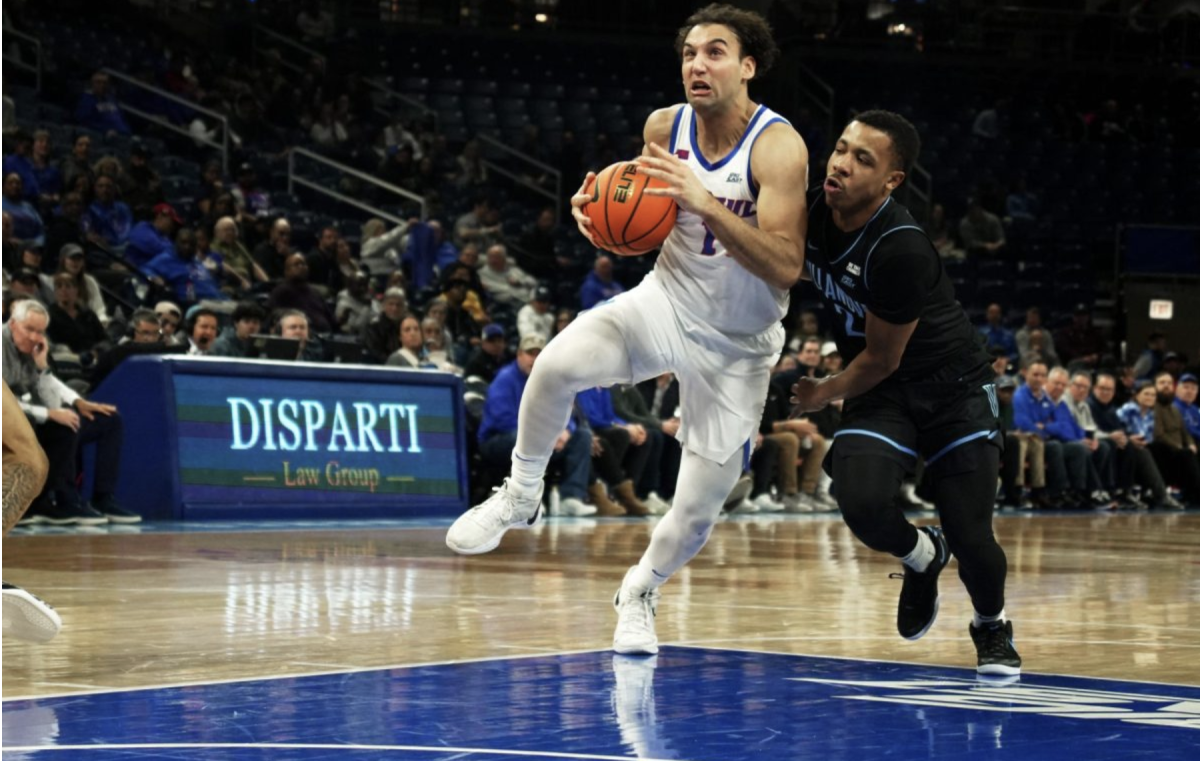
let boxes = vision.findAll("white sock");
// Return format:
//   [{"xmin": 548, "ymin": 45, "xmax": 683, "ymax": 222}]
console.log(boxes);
[
  {"xmin": 509, "ymin": 452, "xmax": 549, "ymax": 498},
  {"xmin": 974, "ymin": 609, "xmax": 1006, "ymax": 628},
  {"xmin": 627, "ymin": 560, "xmax": 669, "ymax": 596},
  {"xmin": 901, "ymin": 529, "xmax": 935, "ymax": 572},
  {"xmin": 817, "ymin": 470, "xmax": 833, "ymax": 495}
]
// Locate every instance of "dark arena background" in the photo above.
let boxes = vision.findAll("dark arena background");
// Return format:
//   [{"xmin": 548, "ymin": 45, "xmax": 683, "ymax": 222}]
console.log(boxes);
[{"xmin": 2, "ymin": 1, "xmax": 1199, "ymax": 759}]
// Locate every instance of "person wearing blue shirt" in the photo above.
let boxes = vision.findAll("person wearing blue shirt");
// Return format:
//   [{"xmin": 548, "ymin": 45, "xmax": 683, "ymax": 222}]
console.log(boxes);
[
  {"xmin": 81, "ymin": 176, "xmax": 134, "ymax": 253},
  {"xmin": 126, "ymin": 203, "xmax": 182, "ymax": 269},
  {"xmin": 978, "ymin": 303, "xmax": 1018, "ymax": 363},
  {"xmin": 478, "ymin": 334, "xmax": 594, "ymax": 516},
  {"xmin": 2, "ymin": 130, "xmax": 40, "ymax": 201},
  {"xmin": 2, "ymin": 173, "xmax": 45, "ymax": 249},
  {"xmin": 1176, "ymin": 373, "xmax": 1200, "ymax": 441},
  {"xmin": 576, "ymin": 385, "xmax": 651, "ymax": 516},
  {"xmin": 142, "ymin": 227, "xmax": 229, "ymax": 305},
  {"xmin": 1090, "ymin": 373, "xmax": 1174, "ymax": 509},
  {"xmin": 30, "ymin": 130, "xmax": 63, "ymax": 203},
  {"xmin": 74, "ymin": 72, "xmax": 131, "ymax": 136},
  {"xmin": 1011, "ymin": 361, "xmax": 1087, "ymax": 507},
  {"xmin": 579, "ymin": 254, "xmax": 625, "ymax": 310},
  {"xmin": 1046, "ymin": 368, "xmax": 1111, "ymax": 506}
]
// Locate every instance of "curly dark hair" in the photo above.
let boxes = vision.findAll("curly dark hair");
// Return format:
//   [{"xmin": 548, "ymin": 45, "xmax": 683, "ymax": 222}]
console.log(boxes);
[
  {"xmin": 674, "ymin": 4, "xmax": 779, "ymax": 78},
  {"xmin": 851, "ymin": 109, "xmax": 922, "ymax": 175}
]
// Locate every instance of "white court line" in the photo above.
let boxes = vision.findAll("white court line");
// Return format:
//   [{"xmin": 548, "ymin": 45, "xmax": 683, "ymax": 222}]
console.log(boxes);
[
  {"xmin": 1, "ymin": 647, "xmax": 611, "ymax": 703},
  {"xmin": 0, "ymin": 742, "xmax": 685, "ymax": 760}
]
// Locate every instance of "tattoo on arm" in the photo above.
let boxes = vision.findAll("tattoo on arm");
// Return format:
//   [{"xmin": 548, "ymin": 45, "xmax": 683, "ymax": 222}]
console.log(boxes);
[{"xmin": 3, "ymin": 462, "xmax": 40, "ymax": 533}]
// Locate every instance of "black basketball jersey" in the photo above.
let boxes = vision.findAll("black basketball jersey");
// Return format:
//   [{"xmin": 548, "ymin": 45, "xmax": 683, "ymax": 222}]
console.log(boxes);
[{"xmin": 803, "ymin": 189, "xmax": 988, "ymax": 380}]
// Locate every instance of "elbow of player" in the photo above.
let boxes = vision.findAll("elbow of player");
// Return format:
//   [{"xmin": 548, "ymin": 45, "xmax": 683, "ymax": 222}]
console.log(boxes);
[{"xmin": 773, "ymin": 262, "xmax": 804, "ymax": 290}]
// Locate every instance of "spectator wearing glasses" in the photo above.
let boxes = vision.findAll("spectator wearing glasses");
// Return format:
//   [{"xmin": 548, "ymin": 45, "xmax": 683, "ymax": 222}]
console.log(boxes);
[
  {"xmin": 1088, "ymin": 371, "xmax": 1172, "ymax": 509},
  {"xmin": 129, "ymin": 309, "xmax": 166, "ymax": 344},
  {"xmin": 91, "ymin": 309, "xmax": 186, "ymax": 386},
  {"xmin": 1061, "ymin": 370, "xmax": 1120, "ymax": 507},
  {"xmin": 275, "ymin": 309, "xmax": 324, "ymax": 363},
  {"xmin": 3, "ymin": 300, "xmax": 137, "ymax": 525},
  {"xmin": 1117, "ymin": 381, "xmax": 1187, "ymax": 509}
]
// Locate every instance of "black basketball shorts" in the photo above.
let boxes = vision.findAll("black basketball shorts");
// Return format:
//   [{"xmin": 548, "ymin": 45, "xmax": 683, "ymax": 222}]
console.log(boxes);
[{"xmin": 825, "ymin": 361, "xmax": 1004, "ymax": 478}]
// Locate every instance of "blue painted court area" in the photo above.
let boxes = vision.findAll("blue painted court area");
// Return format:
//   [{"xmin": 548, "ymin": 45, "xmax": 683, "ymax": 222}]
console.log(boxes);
[{"xmin": 4, "ymin": 647, "xmax": 1198, "ymax": 760}]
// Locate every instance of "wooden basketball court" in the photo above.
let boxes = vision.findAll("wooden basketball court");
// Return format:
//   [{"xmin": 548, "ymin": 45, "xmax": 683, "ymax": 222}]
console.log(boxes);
[
  {"xmin": 4, "ymin": 512, "xmax": 1199, "ymax": 758},
  {"xmin": 5, "ymin": 512, "xmax": 1198, "ymax": 692}
]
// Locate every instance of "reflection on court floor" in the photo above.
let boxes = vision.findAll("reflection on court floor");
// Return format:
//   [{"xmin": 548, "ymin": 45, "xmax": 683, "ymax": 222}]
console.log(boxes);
[{"xmin": 4, "ymin": 647, "xmax": 1197, "ymax": 760}]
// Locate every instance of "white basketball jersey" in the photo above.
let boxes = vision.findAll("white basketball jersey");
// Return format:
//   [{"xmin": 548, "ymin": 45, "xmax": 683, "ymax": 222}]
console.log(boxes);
[{"xmin": 654, "ymin": 103, "xmax": 793, "ymax": 338}]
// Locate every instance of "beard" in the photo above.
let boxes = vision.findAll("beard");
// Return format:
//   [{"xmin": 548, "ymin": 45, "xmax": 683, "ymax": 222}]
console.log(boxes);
[{"xmin": 1157, "ymin": 392, "xmax": 1175, "ymax": 405}]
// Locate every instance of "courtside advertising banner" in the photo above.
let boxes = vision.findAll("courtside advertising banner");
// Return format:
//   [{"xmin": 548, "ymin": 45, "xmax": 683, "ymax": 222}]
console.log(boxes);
[{"xmin": 172, "ymin": 372, "xmax": 463, "ymax": 507}]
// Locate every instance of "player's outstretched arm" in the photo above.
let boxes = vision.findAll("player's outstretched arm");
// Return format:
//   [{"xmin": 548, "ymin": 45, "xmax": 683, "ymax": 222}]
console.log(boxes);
[
  {"xmin": 790, "ymin": 311, "xmax": 917, "ymax": 413},
  {"xmin": 637, "ymin": 122, "xmax": 808, "ymax": 289}
]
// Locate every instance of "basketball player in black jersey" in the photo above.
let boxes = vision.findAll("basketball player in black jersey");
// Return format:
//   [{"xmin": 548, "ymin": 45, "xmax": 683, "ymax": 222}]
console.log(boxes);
[{"xmin": 791, "ymin": 110, "xmax": 1020, "ymax": 676}]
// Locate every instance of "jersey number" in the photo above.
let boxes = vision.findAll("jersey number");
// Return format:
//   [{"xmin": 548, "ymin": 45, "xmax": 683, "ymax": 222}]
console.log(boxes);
[
  {"xmin": 700, "ymin": 223, "xmax": 716, "ymax": 256},
  {"xmin": 834, "ymin": 305, "xmax": 865, "ymax": 338}
]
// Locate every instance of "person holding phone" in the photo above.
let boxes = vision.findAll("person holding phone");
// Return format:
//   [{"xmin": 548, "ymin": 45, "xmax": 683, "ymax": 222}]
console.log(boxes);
[{"xmin": 1, "ymin": 299, "xmax": 138, "ymax": 525}]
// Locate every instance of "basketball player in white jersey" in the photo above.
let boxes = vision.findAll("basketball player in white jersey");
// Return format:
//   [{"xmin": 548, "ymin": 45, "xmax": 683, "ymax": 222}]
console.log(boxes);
[{"xmin": 446, "ymin": 4, "xmax": 809, "ymax": 655}]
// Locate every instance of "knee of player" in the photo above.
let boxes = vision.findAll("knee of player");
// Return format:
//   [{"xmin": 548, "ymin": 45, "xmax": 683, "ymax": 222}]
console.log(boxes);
[
  {"xmin": 530, "ymin": 343, "xmax": 587, "ymax": 389},
  {"xmin": 31, "ymin": 447, "xmax": 50, "ymax": 491},
  {"xmin": 944, "ymin": 528, "xmax": 999, "ymax": 559},
  {"xmin": 669, "ymin": 505, "xmax": 719, "ymax": 537},
  {"xmin": 834, "ymin": 479, "xmax": 893, "ymax": 518}
]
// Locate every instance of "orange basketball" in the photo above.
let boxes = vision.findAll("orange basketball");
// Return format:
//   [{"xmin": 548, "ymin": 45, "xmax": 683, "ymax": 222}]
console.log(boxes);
[{"xmin": 583, "ymin": 161, "xmax": 677, "ymax": 256}]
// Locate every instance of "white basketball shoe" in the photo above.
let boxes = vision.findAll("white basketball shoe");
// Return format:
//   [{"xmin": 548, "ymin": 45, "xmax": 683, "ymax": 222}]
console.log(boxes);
[
  {"xmin": 3, "ymin": 583, "xmax": 62, "ymax": 643},
  {"xmin": 613, "ymin": 566, "xmax": 661, "ymax": 655},
  {"xmin": 446, "ymin": 478, "xmax": 544, "ymax": 555}
]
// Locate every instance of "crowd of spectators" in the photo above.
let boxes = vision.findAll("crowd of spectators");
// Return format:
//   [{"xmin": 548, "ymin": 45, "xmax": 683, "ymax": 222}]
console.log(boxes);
[{"xmin": 4, "ymin": 3, "xmax": 1198, "ymax": 523}]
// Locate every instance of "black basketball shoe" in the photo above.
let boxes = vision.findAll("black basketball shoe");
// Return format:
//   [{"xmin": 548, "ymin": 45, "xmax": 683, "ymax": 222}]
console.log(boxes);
[
  {"xmin": 970, "ymin": 620, "xmax": 1022, "ymax": 676},
  {"xmin": 893, "ymin": 526, "xmax": 951, "ymax": 640}
]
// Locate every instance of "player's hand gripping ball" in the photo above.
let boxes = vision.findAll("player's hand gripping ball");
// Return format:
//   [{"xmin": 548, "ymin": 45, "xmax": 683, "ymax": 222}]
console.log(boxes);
[{"xmin": 581, "ymin": 161, "xmax": 677, "ymax": 256}]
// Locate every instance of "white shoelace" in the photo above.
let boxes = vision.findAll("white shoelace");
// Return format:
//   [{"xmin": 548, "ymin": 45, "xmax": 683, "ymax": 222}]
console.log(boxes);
[{"xmin": 616, "ymin": 588, "xmax": 659, "ymax": 640}]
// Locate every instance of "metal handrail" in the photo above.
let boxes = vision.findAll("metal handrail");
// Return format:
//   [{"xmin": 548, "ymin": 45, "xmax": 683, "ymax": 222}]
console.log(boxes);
[
  {"xmin": 252, "ymin": 24, "xmax": 327, "ymax": 75},
  {"xmin": 903, "ymin": 162, "xmax": 934, "ymax": 225},
  {"xmin": 477, "ymin": 134, "xmax": 563, "ymax": 222},
  {"xmin": 365, "ymin": 78, "xmax": 437, "ymax": 124},
  {"xmin": 288, "ymin": 146, "xmax": 427, "ymax": 222},
  {"xmin": 2, "ymin": 27, "xmax": 43, "ymax": 92},
  {"xmin": 101, "ymin": 68, "xmax": 231, "ymax": 175}
]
